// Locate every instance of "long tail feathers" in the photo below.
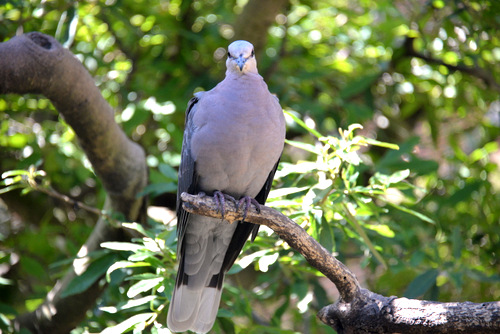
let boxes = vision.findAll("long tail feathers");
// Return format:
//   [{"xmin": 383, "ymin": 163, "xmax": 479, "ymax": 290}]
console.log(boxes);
[
  {"xmin": 167, "ymin": 277, "xmax": 223, "ymax": 333},
  {"xmin": 167, "ymin": 218, "xmax": 253, "ymax": 333}
]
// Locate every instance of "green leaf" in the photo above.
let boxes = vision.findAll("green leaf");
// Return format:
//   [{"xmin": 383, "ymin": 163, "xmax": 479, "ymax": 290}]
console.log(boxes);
[
  {"xmin": 236, "ymin": 250, "xmax": 269, "ymax": 270},
  {"xmin": 257, "ymin": 252, "xmax": 279, "ymax": 272},
  {"xmin": 363, "ymin": 137, "xmax": 400, "ymax": 150},
  {"xmin": 100, "ymin": 241, "xmax": 146, "ymax": 252},
  {"xmin": 319, "ymin": 220, "xmax": 335, "ymax": 252},
  {"xmin": 101, "ymin": 313, "xmax": 155, "ymax": 334},
  {"xmin": 20, "ymin": 256, "xmax": 47, "ymax": 278},
  {"xmin": 447, "ymin": 181, "xmax": 482, "ymax": 206},
  {"xmin": 158, "ymin": 163, "xmax": 178, "ymax": 180},
  {"xmin": 127, "ymin": 251, "xmax": 158, "ymax": 262},
  {"xmin": 338, "ymin": 150, "xmax": 362, "ymax": 166},
  {"xmin": 267, "ymin": 186, "xmax": 309, "ymax": 199},
  {"xmin": 0, "ymin": 184, "xmax": 24, "ymax": 194},
  {"xmin": 285, "ymin": 139, "xmax": 321, "ymax": 154},
  {"xmin": 351, "ymin": 186, "xmax": 386, "ymax": 196},
  {"xmin": 271, "ymin": 297, "xmax": 290, "ymax": 327},
  {"xmin": 25, "ymin": 299, "xmax": 44, "ymax": 312},
  {"xmin": 387, "ymin": 169, "xmax": 410, "ymax": 184},
  {"xmin": 404, "ymin": 269, "xmax": 439, "ymax": 298},
  {"xmin": 100, "ymin": 295, "xmax": 157, "ymax": 314},
  {"xmin": 275, "ymin": 161, "xmax": 320, "ymax": 178},
  {"xmin": 126, "ymin": 273, "xmax": 162, "ymax": 281},
  {"xmin": 284, "ymin": 110, "xmax": 322, "ymax": 138},
  {"xmin": 342, "ymin": 205, "xmax": 387, "ymax": 268},
  {"xmin": 106, "ymin": 261, "xmax": 151, "ymax": 282},
  {"xmin": 0, "ymin": 301, "xmax": 17, "ymax": 316},
  {"xmin": 387, "ymin": 202, "xmax": 435, "ymax": 224},
  {"xmin": 62, "ymin": 253, "xmax": 117, "ymax": 297},
  {"xmin": 127, "ymin": 277, "xmax": 164, "ymax": 298},
  {"xmin": 0, "ymin": 277, "xmax": 13, "ymax": 286},
  {"xmin": 3, "ymin": 133, "xmax": 29, "ymax": 148},
  {"xmin": 1, "ymin": 170, "xmax": 29, "ymax": 178},
  {"xmin": 122, "ymin": 222, "xmax": 155, "ymax": 239},
  {"xmin": 302, "ymin": 181, "xmax": 333, "ymax": 209},
  {"xmin": 469, "ymin": 141, "xmax": 499, "ymax": 163},
  {"xmin": 365, "ymin": 224, "xmax": 395, "ymax": 238}
]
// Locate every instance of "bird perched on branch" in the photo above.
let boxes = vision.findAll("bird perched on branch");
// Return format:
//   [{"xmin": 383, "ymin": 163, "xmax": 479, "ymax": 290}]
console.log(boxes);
[{"xmin": 167, "ymin": 40, "xmax": 286, "ymax": 333}]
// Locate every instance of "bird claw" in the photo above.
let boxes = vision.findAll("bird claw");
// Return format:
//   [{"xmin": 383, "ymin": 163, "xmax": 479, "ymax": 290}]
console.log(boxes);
[
  {"xmin": 211, "ymin": 191, "xmax": 260, "ymax": 222},
  {"xmin": 213, "ymin": 190, "xmax": 237, "ymax": 219},
  {"xmin": 237, "ymin": 196, "xmax": 261, "ymax": 222}
]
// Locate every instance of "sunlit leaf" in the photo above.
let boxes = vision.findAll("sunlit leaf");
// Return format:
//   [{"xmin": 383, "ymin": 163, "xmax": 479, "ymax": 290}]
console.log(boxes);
[
  {"xmin": 1, "ymin": 170, "xmax": 29, "ymax": 178},
  {"xmin": 257, "ymin": 252, "xmax": 279, "ymax": 272},
  {"xmin": 365, "ymin": 224, "xmax": 395, "ymax": 238},
  {"xmin": 100, "ymin": 242, "xmax": 146, "ymax": 252},
  {"xmin": 387, "ymin": 169, "xmax": 410, "ymax": 184},
  {"xmin": 285, "ymin": 139, "xmax": 321, "ymax": 154},
  {"xmin": 363, "ymin": 137, "xmax": 400, "ymax": 150},
  {"xmin": 127, "ymin": 277, "xmax": 164, "ymax": 298},
  {"xmin": 101, "ymin": 313, "xmax": 155, "ymax": 334},
  {"xmin": 122, "ymin": 222, "xmax": 155, "ymax": 239},
  {"xmin": 100, "ymin": 295, "xmax": 157, "ymax": 314},
  {"xmin": 106, "ymin": 261, "xmax": 151, "ymax": 282},
  {"xmin": 268, "ymin": 186, "xmax": 309, "ymax": 199}
]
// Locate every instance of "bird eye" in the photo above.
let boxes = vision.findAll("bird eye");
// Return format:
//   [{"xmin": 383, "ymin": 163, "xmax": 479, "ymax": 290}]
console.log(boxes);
[
  {"xmin": 227, "ymin": 52, "xmax": 232, "ymax": 58},
  {"xmin": 251, "ymin": 49, "xmax": 255, "ymax": 57}
]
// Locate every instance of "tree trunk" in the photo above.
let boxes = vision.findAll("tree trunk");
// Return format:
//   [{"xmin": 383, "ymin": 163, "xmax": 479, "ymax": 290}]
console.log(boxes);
[
  {"xmin": 233, "ymin": 0, "xmax": 289, "ymax": 56},
  {"xmin": 0, "ymin": 32, "xmax": 148, "ymax": 334}
]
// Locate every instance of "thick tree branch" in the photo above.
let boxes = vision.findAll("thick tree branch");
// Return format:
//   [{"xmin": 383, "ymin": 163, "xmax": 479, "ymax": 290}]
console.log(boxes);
[
  {"xmin": 319, "ymin": 290, "xmax": 500, "ymax": 334},
  {"xmin": 0, "ymin": 32, "xmax": 147, "ymax": 214},
  {"xmin": 0, "ymin": 32, "xmax": 148, "ymax": 333},
  {"xmin": 181, "ymin": 193, "xmax": 500, "ymax": 333}
]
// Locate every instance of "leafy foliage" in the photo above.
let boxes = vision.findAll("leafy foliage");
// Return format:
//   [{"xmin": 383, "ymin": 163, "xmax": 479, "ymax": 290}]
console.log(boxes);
[{"xmin": 1, "ymin": 0, "xmax": 500, "ymax": 333}]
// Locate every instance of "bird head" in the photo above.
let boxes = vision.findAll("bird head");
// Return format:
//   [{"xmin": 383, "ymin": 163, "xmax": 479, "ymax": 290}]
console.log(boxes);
[{"xmin": 226, "ymin": 40, "xmax": 257, "ymax": 74}]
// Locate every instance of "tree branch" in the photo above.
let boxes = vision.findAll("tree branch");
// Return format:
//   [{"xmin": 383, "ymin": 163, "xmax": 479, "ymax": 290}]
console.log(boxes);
[
  {"xmin": 319, "ymin": 290, "xmax": 500, "ymax": 334},
  {"xmin": 403, "ymin": 37, "xmax": 500, "ymax": 92},
  {"xmin": 180, "ymin": 192, "xmax": 360, "ymax": 302},
  {"xmin": 181, "ymin": 192, "xmax": 500, "ymax": 333},
  {"xmin": 0, "ymin": 32, "xmax": 148, "ymax": 333}
]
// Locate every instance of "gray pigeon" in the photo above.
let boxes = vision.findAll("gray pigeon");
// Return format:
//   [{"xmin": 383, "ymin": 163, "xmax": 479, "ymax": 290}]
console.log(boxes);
[{"xmin": 167, "ymin": 40, "xmax": 286, "ymax": 333}]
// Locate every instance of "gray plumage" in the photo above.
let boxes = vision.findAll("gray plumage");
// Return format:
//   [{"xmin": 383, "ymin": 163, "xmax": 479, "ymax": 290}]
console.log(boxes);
[{"xmin": 167, "ymin": 40, "xmax": 286, "ymax": 333}]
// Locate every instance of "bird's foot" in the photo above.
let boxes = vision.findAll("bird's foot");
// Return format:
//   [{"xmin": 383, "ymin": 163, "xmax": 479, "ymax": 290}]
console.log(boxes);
[
  {"xmin": 237, "ymin": 196, "xmax": 261, "ymax": 222},
  {"xmin": 213, "ymin": 190, "xmax": 237, "ymax": 219}
]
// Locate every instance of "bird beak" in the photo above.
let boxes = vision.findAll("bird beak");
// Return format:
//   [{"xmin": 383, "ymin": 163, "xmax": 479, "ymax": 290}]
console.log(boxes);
[{"xmin": 236, "ymin": 56, "xmax": 246, "ymax": 71}]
